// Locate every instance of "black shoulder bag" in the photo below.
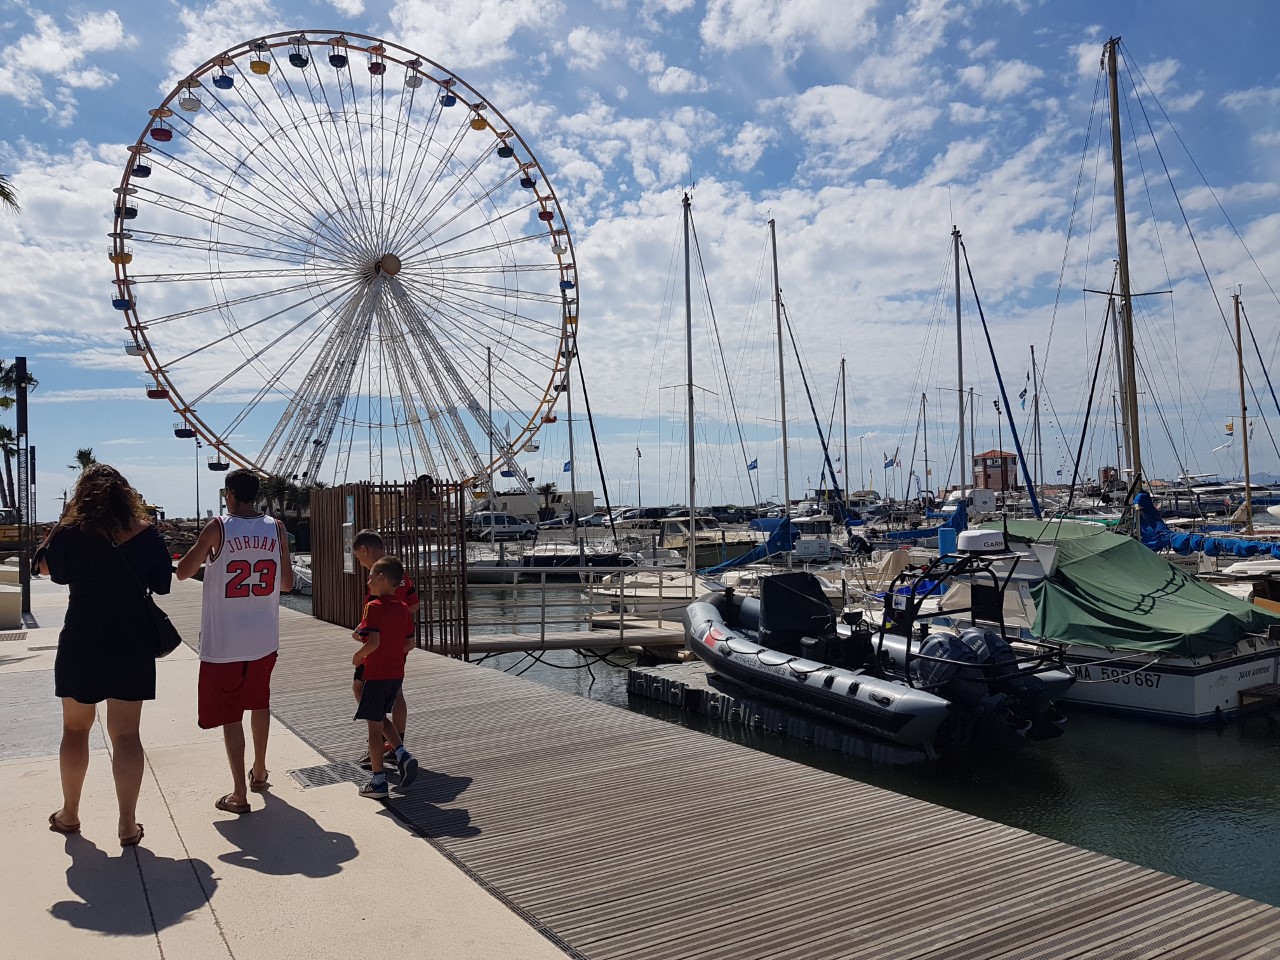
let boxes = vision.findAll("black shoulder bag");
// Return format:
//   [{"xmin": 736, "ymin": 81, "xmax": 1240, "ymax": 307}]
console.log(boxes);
[{"xmin": 116, "ymin": 532, "xmax": 183, "ymax": 658}]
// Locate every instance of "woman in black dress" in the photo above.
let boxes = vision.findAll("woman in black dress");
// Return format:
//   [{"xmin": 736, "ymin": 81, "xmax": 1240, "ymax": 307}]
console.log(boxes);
[{"xmin": 36, "ymin": 464, "xmax": 172, "ymax": 846}]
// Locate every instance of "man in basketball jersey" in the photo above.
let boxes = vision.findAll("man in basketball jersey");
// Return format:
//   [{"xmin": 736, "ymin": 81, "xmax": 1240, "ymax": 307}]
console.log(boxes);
[{"xmin": 177, "ymin": 469, "xmax": 293, "ymax": 815}]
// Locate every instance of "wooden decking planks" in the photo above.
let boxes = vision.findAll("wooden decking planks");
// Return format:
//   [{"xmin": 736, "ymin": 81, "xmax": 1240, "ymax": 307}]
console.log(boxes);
[{"xmin": 157, "ymin": 582, "xmax": 1280, "ymax": 960}]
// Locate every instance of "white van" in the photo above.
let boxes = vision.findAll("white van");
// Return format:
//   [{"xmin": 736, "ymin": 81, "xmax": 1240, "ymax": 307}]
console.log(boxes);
[{"xmin": 468, "ymin": 511, "xmax": 537, "ymax": 541}]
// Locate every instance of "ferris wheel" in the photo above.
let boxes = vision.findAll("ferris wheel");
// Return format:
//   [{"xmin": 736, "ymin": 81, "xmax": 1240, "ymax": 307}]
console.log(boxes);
[{"xmin": 111, "ymin": 31, "xmax": 577, "ymax": 491}]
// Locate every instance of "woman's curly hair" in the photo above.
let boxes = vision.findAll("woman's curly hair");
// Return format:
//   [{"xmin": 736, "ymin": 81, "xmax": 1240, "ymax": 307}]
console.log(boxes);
[{"xmin": 60, "ymin": 463, "xmax": 149, "ymax": 539}]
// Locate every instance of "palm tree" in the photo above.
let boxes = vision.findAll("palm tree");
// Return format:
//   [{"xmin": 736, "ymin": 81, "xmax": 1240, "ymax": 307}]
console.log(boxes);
[
  {"xmin": 0, "ymin": 358, "xmax": 37, "ymax": 411},
  {"xmin": 0, "ymin": 174, "xmax": 18, "ymax": 213},
  {"xmin": 68, "ymin": 447, "xmax": 97, "ymax": 471},
  {"xmin": 259, "ymin": 474, "xmax": 290, "ymax": 516},
  {"xmin": 535, "ymin": 481, "xmax": 558, "ymax": 521},
  {"xmin": 0, "ymin": 426, "xmax": 15, "ymax": 509}
]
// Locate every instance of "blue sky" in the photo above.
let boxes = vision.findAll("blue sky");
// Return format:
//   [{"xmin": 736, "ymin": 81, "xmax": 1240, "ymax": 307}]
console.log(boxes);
[{"xmin": 2, "ymin": 0, "xmax": 1278, "ymax": 520}]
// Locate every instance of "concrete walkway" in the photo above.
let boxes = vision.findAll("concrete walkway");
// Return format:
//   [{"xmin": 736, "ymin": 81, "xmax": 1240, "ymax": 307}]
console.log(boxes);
[{"xmin": 0, "ymin": 575, "xmax": 569, "ymax": 960}]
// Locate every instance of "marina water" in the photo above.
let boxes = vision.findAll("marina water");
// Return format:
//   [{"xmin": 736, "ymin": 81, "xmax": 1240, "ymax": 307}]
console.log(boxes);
[{"xmin": 282, "ymin": 590, "xmax": 1280, "ymax": 908}]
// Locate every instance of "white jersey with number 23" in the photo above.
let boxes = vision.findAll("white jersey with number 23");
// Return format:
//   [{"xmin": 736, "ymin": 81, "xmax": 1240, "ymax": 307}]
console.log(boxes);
[{"xmin": 199, "ymin": 513, "xmax": 283, "ymax": 663}]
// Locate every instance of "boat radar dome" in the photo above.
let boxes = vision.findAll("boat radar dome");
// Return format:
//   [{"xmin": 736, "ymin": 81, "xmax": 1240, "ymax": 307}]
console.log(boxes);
[{"xmin": 956, "ymin": 530, "xmax": 1006, "ymax": 554}]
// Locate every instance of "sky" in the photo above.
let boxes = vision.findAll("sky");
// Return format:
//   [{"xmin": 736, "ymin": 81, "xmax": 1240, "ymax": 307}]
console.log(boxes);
[{"xmin": 2, "ymin": 0, "xmax": 1279, "ymax": 521}]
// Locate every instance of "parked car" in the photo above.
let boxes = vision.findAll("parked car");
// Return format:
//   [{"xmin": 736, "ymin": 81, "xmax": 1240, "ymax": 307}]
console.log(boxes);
[
  {"xmin": 468, "ymin": 511, "xmax": 537, "ymax": 540},
  {"xmin": 537, "ymin": 515, "xmax": 574, "ymax": 529},
  {"xmin": 707, "ymin": 505, "xmax": 749, "ymax": 524},
  {"xmin": 616, "ymin": 506, "xmax": 671, "ymax": 529}
]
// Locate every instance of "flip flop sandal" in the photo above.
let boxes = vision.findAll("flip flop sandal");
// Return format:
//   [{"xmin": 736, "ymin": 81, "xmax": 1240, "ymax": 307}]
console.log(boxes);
[
  {"xmin": 248, "ymin": 769, "xmax": 270, "ymax": 793},
  {"xmin": 48, "ymin": 812, "xmax": 81, "ymax": 834},
  {"xmin": 120, "ymin": 824, "xmax": 145, "ymax": 847},
  {"xmin": 214, "ymin": 794, "xmax": 252, "ymax": 815}
]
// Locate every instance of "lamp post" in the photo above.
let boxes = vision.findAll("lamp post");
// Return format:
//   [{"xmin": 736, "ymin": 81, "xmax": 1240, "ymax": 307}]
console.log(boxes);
[
  {"xmin": 992, "ymin": 399, "xmax": 1003, "ymax": 492},
  {"xmin": 194, "ymin": 437, "xmax": 202, "ymax": 519}
]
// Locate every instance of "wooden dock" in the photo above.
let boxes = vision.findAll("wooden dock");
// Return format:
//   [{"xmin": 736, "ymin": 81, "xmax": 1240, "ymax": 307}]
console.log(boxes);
[{"xmin": 159, "ymin": 582, "xmax": 1280, "ymax": 960}]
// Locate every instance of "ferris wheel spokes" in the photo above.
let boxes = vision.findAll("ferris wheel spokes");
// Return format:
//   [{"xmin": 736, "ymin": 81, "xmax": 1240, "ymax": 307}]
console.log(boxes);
[{"xmin": 118, "ymin": 31, "xmax": 575, "ymax": 485}]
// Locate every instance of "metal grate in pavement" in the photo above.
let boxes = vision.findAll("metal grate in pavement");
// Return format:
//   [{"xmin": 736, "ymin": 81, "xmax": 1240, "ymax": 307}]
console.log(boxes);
[
  {"xmin": 0, "ymin": 632, "xmax": 27, "ymax": 642},
  {"xmin": 288, "ymin": 760, "xmax": 370, "ymax": 788}
]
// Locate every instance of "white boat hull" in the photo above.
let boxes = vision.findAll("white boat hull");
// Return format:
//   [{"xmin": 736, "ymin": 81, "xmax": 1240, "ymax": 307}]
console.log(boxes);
[{"xmin": 1061, "ymin": 640, "xmax": 1280, "ymax": 722}]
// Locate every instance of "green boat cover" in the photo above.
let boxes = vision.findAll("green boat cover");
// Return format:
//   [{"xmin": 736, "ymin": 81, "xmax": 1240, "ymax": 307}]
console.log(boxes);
[{"xmin": 989, "ymin": 519, "xmax": 1280, "ymax": 658}]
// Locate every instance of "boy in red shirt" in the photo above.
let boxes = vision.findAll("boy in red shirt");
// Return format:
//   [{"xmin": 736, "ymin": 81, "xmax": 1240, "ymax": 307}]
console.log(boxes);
[
  {"xmin": 352, "ymin": 556, "xmax": 419, "ymax": 799},
  {"xmin": 352, "ymin": 529, "xmax": 418, "ymax": 768}
]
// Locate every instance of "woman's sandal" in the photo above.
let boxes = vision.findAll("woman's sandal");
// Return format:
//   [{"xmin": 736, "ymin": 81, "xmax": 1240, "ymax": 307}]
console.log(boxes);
[
  {"xmin": 120, "ymin": 824, "xmax": 144, "ymax": 847},
  {"xmin": 48, "ymin": 812, "xmax": 81, "ymax": 835},
  {"xmin": 214, "ymin": 794, "xmax": 252, "ymax": 815},
  {"xmin": 248, "ymin": 769, "xmax": 270, "ymax": 793}
]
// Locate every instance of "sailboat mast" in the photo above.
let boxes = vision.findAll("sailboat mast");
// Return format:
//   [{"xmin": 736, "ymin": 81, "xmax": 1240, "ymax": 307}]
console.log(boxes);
[
  {"xmin": 1106, "ymin": 37, "xmax": 1143, "ymax": 483},
  {"xmin": 1031, "ymin": 344, "xmax": 1040, "ymax": 492},
  {"xmin": 841, "ymin": 356, "xmax": 849, "ymax": 514},
  {"xmin": 771, "ymin": 218, "xmax": 791, "ymax": 532},
  {"xmin": 683, "ymin": 193, "xmax": 696, "ymax": 576},
  {"xmin": 1235, "ymin": 291, "xmax": 1253, "ymax": 533},
  {"xmin": 953, "ymin": 226, "xmax": 965, "ymax": 500},
  {"xmin": 921, "ymin": 391, "xmax": 929, "ymax": 504},
  {"xmin": 566, "ymin": 355, "xmax": 578, "ymax": 534}
]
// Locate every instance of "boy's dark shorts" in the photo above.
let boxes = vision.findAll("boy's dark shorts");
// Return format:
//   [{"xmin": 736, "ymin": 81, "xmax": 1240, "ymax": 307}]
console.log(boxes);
[{"xmin": 354, "ymin": 678, "xmax": 402, "ymax": 721}]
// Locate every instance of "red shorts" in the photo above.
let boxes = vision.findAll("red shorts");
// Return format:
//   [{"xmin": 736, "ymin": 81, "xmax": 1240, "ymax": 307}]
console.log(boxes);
[{"xmin": 198, "ymin": 652, "xmax": 278, "ymax": 729}]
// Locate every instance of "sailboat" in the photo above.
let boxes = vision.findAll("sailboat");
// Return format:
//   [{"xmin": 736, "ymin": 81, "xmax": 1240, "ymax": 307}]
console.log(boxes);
[{"xmin": 979, "ymin": 38, "xmax": 1280, "ymax": 723}]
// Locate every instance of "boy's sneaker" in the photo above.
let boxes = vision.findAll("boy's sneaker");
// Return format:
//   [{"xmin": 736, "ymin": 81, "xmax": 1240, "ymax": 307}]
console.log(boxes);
[
  {"xmin": 397, "ymin": 753, "xmax": 419, "ymax": 789},
  {"xmin": 357, "ymin": 747, "xmax": 396, "ymax": 771},
  {"xmin": 359, "ymin": 778, "xmax": 389, "ymax": 800}
]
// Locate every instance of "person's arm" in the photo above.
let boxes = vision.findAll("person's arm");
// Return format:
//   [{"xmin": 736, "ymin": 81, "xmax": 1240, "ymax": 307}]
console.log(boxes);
[
  {"xmin": 148, "ymin": 524, "xmax": 175, "ymax": 594},
  {"xmin": 403, "ymin": 578, "xmax": 420, "ymax": 618},
  {"xmin": 176, "ymin": 519, "xmax": 221, "ymax": 581},
  {"xmin": 34, "ymin": 526, "xmax": 59, "ymax": 578},
  {"xmin": 276, "ymin": 519, "xmax": 294, "ymax": 594},
  {"xmin": 353, "ymin": 630, "xmax": 380, "ymax": 666}
]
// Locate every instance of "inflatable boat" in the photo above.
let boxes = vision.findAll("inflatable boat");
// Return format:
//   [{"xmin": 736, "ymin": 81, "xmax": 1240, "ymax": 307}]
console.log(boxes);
[{"xmin": 683, "ymin": 533, "xmax": 1073, "ymax": 757}]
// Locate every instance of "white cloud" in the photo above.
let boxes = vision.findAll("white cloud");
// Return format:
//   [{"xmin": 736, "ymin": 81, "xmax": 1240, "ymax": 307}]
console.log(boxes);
[
  {"xmin": 701, "ymin": 0, "xmax": 877, "ymax": 57},
  {"xmin": 648, "ymin": 66, "xmax": 708, "ymax": 95},
  {"xmin": 1222, "ymin": 86, "xmax": 1280, "ymax": 112},
  {"xmin": 764, "ymin": 85, "xmax": 941, "ymax": 178},
  {"xmin": 719, "ymin": 121, "xmax": 777, "ymax": 173},
  {"xmin": 0, "ymin": 9, "xmax": 134, "ymax": 123},
  {"xmin": 329, "ymin": 0, "xmax": 366, "ymax": 15},
  {"xmin": 563, "ymin": 26, "xmax": 614, "ymax": 71},
  {"xmin": 958, "ymin": 60, "xmax": 1044, "ymax": 101},
  {"xmin": 165, "ymin": 0, "xmax": 286, "ymax": 86},
  {"xmin": 389, "ymin": 0, "xmax": 561, "ymax": 69},
  {"xmin": 949, "ymin": 102, "xmax": 989, "ymax": 124}
]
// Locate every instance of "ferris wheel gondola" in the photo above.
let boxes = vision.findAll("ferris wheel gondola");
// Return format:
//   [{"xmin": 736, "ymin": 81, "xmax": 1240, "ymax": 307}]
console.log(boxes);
[{"xmin": 111, "ymin": 30, "xmax": 578, "ymax": 490}]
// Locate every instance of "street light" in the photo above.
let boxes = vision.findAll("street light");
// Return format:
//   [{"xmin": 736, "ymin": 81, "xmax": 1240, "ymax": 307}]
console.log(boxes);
[
  {"xmin": 194, "ymin": 437, "xmax": 202, "ymax": 519},
  {"xmin": 992, "ymin": 400, "xmax": 1003, "ymax": 492}
]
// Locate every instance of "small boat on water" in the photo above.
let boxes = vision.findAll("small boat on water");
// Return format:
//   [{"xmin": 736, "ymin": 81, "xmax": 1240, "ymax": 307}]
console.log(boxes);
[
  {"xmin": 683, "ymin": 531, "xmax": 1074, "ymax": 758},
  {"xmin": 291, "ymin": 553, "xmax": 312, "ymax": 595}
]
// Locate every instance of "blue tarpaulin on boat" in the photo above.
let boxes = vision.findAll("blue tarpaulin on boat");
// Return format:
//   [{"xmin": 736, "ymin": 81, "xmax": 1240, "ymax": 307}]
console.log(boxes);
[
  {"xmin": 1135, "ymin": 491, "xmax": 1280, "ymax": 559},
  {"xmin": 702, "ymin": 518, "xmax": 797, "ymax": 574},
  {"xmin": 875, "ymin": 500, "xmax": 968, "ymax": 542}
]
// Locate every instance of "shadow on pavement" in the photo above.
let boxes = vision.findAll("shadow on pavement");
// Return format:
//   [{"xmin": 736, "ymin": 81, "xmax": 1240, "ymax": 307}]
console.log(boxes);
[
  {"xmin": 392, "ymin": 769, "xmax": 480, "ymax": 838},
  {"xmin": 50, "ymin": 834, "xmax": 217, "ymax": 934},
  {"xmin": 214, "ymin": 792, "xmax": 357, "ymax": 877}
]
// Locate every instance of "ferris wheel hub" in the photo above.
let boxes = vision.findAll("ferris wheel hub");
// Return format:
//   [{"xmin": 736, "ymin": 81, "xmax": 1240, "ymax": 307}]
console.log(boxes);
[{"xmin": 375, "ymin": 253, "xmax": 402, "ymax": 276}]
